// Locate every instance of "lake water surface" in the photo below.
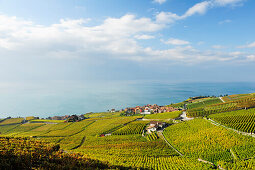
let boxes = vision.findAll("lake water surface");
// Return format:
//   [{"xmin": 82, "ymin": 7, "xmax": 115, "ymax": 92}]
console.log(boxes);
[{"xmin": 0, "ymin": 81, "xmax": 255, "ymax": 118}]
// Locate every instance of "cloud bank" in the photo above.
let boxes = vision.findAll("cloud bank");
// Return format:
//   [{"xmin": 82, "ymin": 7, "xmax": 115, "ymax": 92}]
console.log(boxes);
[{"xmin": 0, "ymin": 0, "xmax": 252, "ymax": 64}]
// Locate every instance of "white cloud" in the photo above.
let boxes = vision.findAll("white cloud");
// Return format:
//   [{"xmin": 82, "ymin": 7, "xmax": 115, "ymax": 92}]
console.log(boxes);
[
  {"xmin": 213, "ymin": 0, "xmax": 244, "ymax": 6},
  {"xmin": 156, "ymin": 0, "xmax": 245, "ymax": 23},
  {"xmin": 153, "ymin": 0, "xmax": 167, "ymax": 4},
  {"xmin": 0, "ymin": 14, "xmax": 163, "ymax": 57},
  {"xmin": 219, "ymin": 19, "xmax": 232, "ymax": 24},
  {"xmin": 0, "ymin": 13, "xmax": 251, "ymax": 64},
  {"xmin": 182, "ymin": 1, "xmax": 212, "ymax": 18},
  {"xmin": 134, "ymin": 35, "xmax": 155, "ymax": 40},
  {"xmin": 163, "ymin": 38, "xmax": 190, "ymax": 46},
  {"xmin": 247, "ymin": 55, "xmax": 255, "ymax": 61},
  {"xmin": 238, "ymin": 42, "xmax": 255, "ymax": 48},
  {"xmin": 156, "ymin": 12, "xmax": 181, "ymax": 24}
]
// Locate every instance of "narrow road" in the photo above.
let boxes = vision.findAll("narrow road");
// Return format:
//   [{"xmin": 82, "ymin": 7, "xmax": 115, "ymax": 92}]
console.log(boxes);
[
  {"xmin": 230, "ymin": 148, "xmax": 237, "ymax": 160},
  {"xmin": 180, "ymin": 111, "xmax": 193, "ymax": 121},
  {"xmin": 158, "ymin": 131, "xmax": 184, "ymax": 156},
  {"xmin": 219, "ymin": 97, "xmax": 225, "ymax": 103},
  {"xmin": 206, "ymin": 118, "xmax": 255, "ymax": 138},
  {"xmin": 159, "ymin": 130, "xmax": 222, "ymax": 169}
]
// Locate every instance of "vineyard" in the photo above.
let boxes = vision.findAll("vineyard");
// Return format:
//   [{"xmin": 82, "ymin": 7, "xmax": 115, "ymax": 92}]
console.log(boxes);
[
  {"xmin": 0, "ymin": 118, "xmax": 24, "ymax": 125},
  {"xmin": 58, "ymin": 117, "xmax": 139, "ymax": 150},
  {"xmin": 112, "ymin": 121, "xmax": 148, "ymax": 135},
  {"xmin": 186, "ymin": 98, "xmax": 222, "ymax": 110},
  {"xmin": 222, "ymin": 93, "xmax": 255, "ymax": 102},
  {"xmin": 29, "ymin": 119, "xmax": 65, "ymax": 123},
  {"xmin": 208, "ymin": 108, "xmax": 255, "ymax": 133},
  {"xmin": 0, "ymin": 136, "xmax": 116, "ymax": 169},
  {"xmin": 5, "ymin": 123, "xmax": 45, "ymax": 136},
  {"xmin": 218, "ymin": 158, "xmax": 255, "ymax": 169},
  {"xmin": 1, "ymin": 93, "xmax": 255, "ymax": 169},
  {"xmin": 84, "ymin": 111, "xmax": 122, "ymax": 118},
  {"xmin": 186, "ymin": 95, "xmax": 255, "ymax": 117},
  {"xmin": 144, "ymin": 111, "xmax": 182, "ymax": 120},
  {"xmin": 0, "ymin": 124, "xmax": 20, "ymax": 134},
  {"xmin": 146, "ymin": 132, "xmax": 158, "ymax": 141},
  {"xmin": 75, "ymin": 135, "xmax": 212, "ymax": 169},
  {"xmin": 163, "ymin": 118, "xmax": 255, "ymax": 164}
]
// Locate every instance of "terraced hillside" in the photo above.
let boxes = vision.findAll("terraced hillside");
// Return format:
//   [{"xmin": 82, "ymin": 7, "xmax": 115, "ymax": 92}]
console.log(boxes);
[
  {"xmin": 208, "ymin": 108, "xmax": 255, "ymax": 133},
  {"xmin": 163, "ymin": 118, "xmax": 255, "ymax": 164},
  {"xmin": 186, "ymin": 94, "xmax": 255, "ymax": 117},
  {"xmin": 1, "ymin": 93, "xmax": 255, "ymax": 169},
  {"xmin": 144, "ymin": 111, "xmax": 182, "ymax": 120}
]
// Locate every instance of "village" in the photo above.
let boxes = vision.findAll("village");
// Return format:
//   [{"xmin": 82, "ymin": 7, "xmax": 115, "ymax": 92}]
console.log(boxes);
[{"xmin": 121, "ymin": 104, "xmax": 180, "ymax": 115}]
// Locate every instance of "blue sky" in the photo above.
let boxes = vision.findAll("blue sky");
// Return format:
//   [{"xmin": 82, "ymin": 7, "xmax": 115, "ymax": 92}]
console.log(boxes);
[{"xmin": 0, "ymin": 0, "xmax": 254, "ymax": 116}]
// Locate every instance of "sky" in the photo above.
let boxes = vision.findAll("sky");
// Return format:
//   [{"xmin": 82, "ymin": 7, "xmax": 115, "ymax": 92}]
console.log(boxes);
[{"xmin": 0, "ymin": 0, "xmax": 255, "ymax": 117}]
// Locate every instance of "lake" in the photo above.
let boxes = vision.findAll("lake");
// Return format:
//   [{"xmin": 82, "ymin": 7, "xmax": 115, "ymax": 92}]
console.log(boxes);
[{"xmin": 0, "ymin": 81, "xmax": 255, "ymax": 118}]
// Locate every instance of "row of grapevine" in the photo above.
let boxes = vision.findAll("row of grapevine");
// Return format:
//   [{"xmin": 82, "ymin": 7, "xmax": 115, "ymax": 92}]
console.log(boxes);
[
  {"xmin": 146, "ymin": 132, "xmax": 158, "ymax": 141},
  {"xmin": 209, "ymin": 108, "xmax": 255, "ymax": 133},
  {"xmin": 163, "ymin": 118, "xmax": 255, "ymax": 164},
  {"xmin": 74, "ymin": 134, "xmax": 212, "ymax": 169},
  {"xmin": 112, "ymin": 122, "xmax": 148, "ymax": 135},
  {"xmin": 58, "ymin": 117, "xmax": 140, "ymax": 150},
  {"xmin": 218, "ymin": 158, "xmax": 255, "ymax": 169},
  {"xmin": 144, "ymin": 111, "xmax": 182, "ymax": 120},
  {"xmin": 0, "ymin": 118, "xmax": 24, "ymax": 125},
  {"xmin": 0, "ymin": 136, "xmax": 114, "ymax": 169},
  {"xmin": 187, "ymin": 95, "xmax": 255, "ymax": 117},
  {"xmin": 187, "ymin": 98, "xmax": 223, "ymax": 110}
]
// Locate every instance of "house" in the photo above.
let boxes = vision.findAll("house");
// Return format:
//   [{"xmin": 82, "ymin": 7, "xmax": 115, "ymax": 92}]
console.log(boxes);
[
  {"xmin": 52, "ymin": 116, "xmax": 63, "ymax": 120},
  {"xmin": 147, "ymin": 121, "xmax": 166, "ymax": 133},
  {"xmin": 110, "ymin": 109, "xmax": 116, "ymax": 113},
  {"xmin": 147, "ymin": 125, "xmax": 157, "ymax": 133},
  {"xmin": 142, "ymin": 107, "xmax": 151, "ymax": 114},
  {"xmin": 78, "ymin": 114, "xmax": 86, "ymax": 121},
  {"xmin": 68, "ymin": 115, "xmax": 79, "ymax": 122},
  {"xmin": 149, "ymin": 121, "xmax": 165, "ymax": 128},
  {"xmin": 135, "ymin": 107, "xmax": 142, "ymax": 114}
]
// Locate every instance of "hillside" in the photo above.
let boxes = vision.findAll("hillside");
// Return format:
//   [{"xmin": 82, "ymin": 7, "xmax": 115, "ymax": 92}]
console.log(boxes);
[{"xmin": 1, "ymin": 94, "xmax": 255, "ymax": 169}]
